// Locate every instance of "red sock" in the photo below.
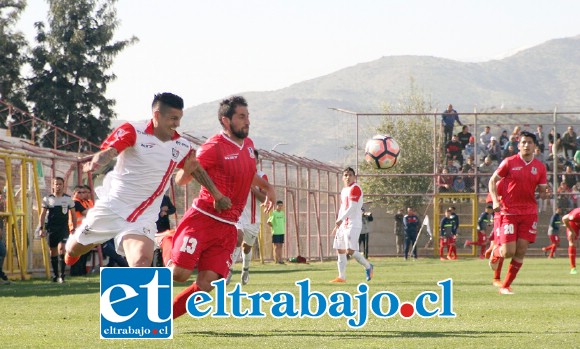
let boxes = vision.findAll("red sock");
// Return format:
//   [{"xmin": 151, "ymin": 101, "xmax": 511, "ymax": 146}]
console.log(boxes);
[
  {"xmin": 161, "ymin": 234, "xmax": 174, "ymax": 266},
  {"xmin": 493, "ymin": 257, "xmax": 504, "ymax": 279},
  {"xmin": 173, "ymin": 283, "xmax": 201, "ymax": 319},
  {"xmin": 439, "ymin": 246, "xmax": 444, "ymax": 257},
  {"xmin": 569, "ymin": 246, "xmax": 577, "ymax": 268},
  {"xmin": 451, "ymin": 245, "xmax": 457, "ymax": 258},
  {"xmin": 502, "ymin": 260, "xmax": 523, "ymax": 288},
  {"xmin": 548, "ymin": 244, "xmax": 556, "ymax": 258}
]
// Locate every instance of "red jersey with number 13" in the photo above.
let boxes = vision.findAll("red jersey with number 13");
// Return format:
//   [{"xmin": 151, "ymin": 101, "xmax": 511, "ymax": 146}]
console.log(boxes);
[{"xmin": 496, "ymin": 154, "xmax": 546, "ymax": 215}]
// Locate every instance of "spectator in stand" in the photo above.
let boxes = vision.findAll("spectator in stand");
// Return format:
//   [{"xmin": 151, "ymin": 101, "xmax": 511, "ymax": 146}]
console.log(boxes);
[
  {"xmin": 548, "ymin": 128, "xmax": 561, "ymax": 155},
  {"xmin": 487, "ymin": 136, "xmax": 502, "ymax": 162},
  {"xmin": 437, "ymin": 168, "xmax": 453, "ymax": 193},
  {"xmin": 453, "ymin": 176, "xmax": 466, "ymax": 193},
  {"xmin": 445, "ymin": 134, "xmax": 464, "ymax": 167},
  {"xmin": 499, "ymin": 130, "xmax": 509, "ymax": 149},
  {"xmin": 557, "ymin": 182, "xmax": 574, "ymax": 210},
  {"xmin": 478, "ymin": 156, "xmax": 495, "ymax": 191},
  {"xmin": 534, "ymin": 147, "xmax": 546, "ymax": 167},
  {"xmin": 457, "ymin": 125, "xmax": 472, "ymax": 150},
  {"xmin": 503, "ymin": 135, "xmax": 519, "ymax": 153},
  {"xmin": 503, "ymin": 144, "xmax": 517, "ymax": 159},
  {"xmin": 562, "ymin": 164, "xmax": 578, "ymax": 191},
  {"xmin": 461, "ymin": 157, "xmax": 475, "ymax": 191},
  {"xmin": 441, "ymin": 104, "xmax": 462, "ymax": 144},
  {"xmin": 463, "ymin": 136, "xmax": 481, "ymax": 161},
  {"xmin": 480, "ymin": 126, "xmax": 492, "ymax": 157},
  {"xmin": 562, "ymin": 126, "xmax": 578, "ymax": 159},
  {"xmin": 535, "ymin": 125, "xmax": 546, "ymax": 153},
  {"xmin": 511, "ymin": 126, "xmax": 521, "ymax": 142},
  {"xmin": 446, "ymin": 158, "xmax": 459, "ymax": 174}
]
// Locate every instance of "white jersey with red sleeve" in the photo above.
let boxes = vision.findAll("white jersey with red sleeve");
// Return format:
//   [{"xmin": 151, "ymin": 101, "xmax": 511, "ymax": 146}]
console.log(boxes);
[
  {"xmin": 95, "ymin": 120, "xmax": 192, "ymax": 223},
  {"xmin": 239, "ymin": 170, "xmax": 268, "ymax": 226},
  {"xmin": 495, "ymin": 154, "xmax": 547, "ymax": 215},
  {"xmin": 192, "ymin": 132, "xmax": 257, "ymax": 224},
  {"xmin": 337, "ymin": 182, "xmax": 364, "ymax": 228}
]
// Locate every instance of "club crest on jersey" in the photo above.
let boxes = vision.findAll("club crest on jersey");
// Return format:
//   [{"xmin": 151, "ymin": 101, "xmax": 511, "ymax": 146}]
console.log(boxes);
[
  {"xmin": 115, "ymin": 128, "xmax": 126, "ymax": 139},
  {"xmin": 248, "ymin": 147, "xmax": 255, "ymax": 158},
  {"xmin": 172, "ymin": 148, "xmax": 179, "ymax": 159},
  {"xmin": 531, "ymin": 167, "xmax": 537, "ymax": 175}
]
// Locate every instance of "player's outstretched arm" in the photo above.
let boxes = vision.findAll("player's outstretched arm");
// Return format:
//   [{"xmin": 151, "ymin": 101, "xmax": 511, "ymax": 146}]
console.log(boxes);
[
  {"xmin": 83, "ymin": 147, "xmax": 118, "ymax": 173},
  {"xmin": 253, "ymin": 174, "xmax": 275, "ymax": 214}
]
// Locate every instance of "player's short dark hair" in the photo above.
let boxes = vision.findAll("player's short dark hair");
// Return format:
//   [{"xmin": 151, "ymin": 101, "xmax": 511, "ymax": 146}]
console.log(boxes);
[
  {"xmin": 486, "ymin": 205, "xmax": 493, "ymax": 209},
  {"xmin": 519, "ymin": 130, "xmax": 538, "ymax": 146},
  {"xmin": 152, "ymin": 92, "xmax": 184, "ymax": 110},
  {"xmin": 276, "ymin": 200, "xmax": 283, "ymax": 205},
  {"xmin": 218, "ymin": 96, "xmax": 247, "ymax": 126},
  {"xmin": 54, "ymin": 177, "xmax": 64, "ymax": 183},
  {"xmin": 343, "ymin": 167, "xmax": 356, "ymax": 176}
]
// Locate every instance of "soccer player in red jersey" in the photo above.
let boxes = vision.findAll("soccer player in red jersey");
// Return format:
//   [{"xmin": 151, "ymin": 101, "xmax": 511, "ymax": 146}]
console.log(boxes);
[
  {"xmin": 561, "ymin": 208, "xmax": 580, "ymax": 275},
  {"xmin": 160, "ymin": 96, "xmax": 276, "ymax": 319},
  {"xmin": 488, "ymin": 131, "xmax": 549, "ymax": 294}
]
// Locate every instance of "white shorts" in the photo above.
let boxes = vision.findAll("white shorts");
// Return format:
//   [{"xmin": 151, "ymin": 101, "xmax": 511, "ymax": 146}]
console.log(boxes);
[
  {"xmin": 333, "ymin": 224, "xmax": 361, "ymax": 251},
  {"xmin": 235, "ymin": 221, "xmax": 260, "ymax": 246},
  {"xmin": 70, "ymin": 203, "xmax": 157, "ymax": 256}
]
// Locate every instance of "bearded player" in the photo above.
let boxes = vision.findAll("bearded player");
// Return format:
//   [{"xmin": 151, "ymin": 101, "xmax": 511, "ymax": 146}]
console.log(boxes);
[{"xmin": 158, "ymin": 96, "xmax": 276, "ymax": 319}]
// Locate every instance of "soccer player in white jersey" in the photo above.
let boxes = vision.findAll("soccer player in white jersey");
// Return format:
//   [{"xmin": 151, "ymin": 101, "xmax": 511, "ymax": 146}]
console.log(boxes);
[
  {"xmin": 65, "ymin": 93, "xmax": 230, "ymax": 267},
  {"xmin": 227, "ymin": 149, "xmax": 269, "ymax": 285},
  {"xmin": 330, "ymin": 167, "xmax": 373, "ymax": 283}
]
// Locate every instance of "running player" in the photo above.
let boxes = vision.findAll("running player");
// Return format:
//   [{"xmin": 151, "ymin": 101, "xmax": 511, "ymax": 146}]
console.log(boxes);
[
  {"xmin": 465, "ymin": 205, "xmax": 493, "ymax": 259},
  {"xmin": 561, "ymin": 207, "xmax": 580, "ymax": 274},
  {"xmin": 159, "ymin": 96, "xmax": 276, "ymax": 319},
  {"xmin": 488, "ymin": 131, "xmax": 549, "ymax": 294},
  {"xmin": 329, "ymin": 167, "xmax": 373, "ymax": 283},
  {"xmin": 64, "ymin": 93, "xmax": 223, "ymax": 268}
]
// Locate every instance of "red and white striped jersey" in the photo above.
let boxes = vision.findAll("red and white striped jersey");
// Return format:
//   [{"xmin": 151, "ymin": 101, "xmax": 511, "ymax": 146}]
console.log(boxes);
[
  {"xmin": 95, "ymin": 120, "xmax": 192, "ymax": 223},
  {"xmin": 239, "ymin": 170, "xmax": 268, "ymax": 226}
]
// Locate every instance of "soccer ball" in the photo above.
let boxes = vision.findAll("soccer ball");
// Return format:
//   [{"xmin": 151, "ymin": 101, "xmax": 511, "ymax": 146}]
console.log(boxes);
[{"xmin": 364, "ymin": 134, "xmax": 400, "ymax": 169}]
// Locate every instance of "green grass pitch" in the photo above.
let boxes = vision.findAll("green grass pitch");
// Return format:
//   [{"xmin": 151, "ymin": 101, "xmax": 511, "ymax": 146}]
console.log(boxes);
[{"xmin": 0, "ymin": 257, "xmax": 578, "ymax": 348}]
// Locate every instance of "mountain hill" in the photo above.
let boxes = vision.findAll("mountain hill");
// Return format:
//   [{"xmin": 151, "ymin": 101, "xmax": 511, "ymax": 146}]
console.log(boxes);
[{"xmin": 180, "ymin": 35, "xmax": 580, "ymax": 163}]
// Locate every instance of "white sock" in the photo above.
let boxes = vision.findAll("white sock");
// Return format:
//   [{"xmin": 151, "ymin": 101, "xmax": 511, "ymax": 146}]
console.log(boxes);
[
  {"xmin": 352, "ymin": 251, "xmax": 370, "ymax": 269},
  {"xmin": 337, "ymin": 254, "xmax": 347, "ymax": 280},
  {"xmin": 231, "ymin": 247, "xmax": 241, "ymax": 266},
  {"xmin": 242, "ymin": 251, "xmax": 252, "ymax": 269}
]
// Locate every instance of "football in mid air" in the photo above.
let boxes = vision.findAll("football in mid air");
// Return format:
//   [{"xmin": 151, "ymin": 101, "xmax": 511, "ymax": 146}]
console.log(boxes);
[{"xmin": 364, "ymin": 134, "xmax": 400, "ymax": 169}]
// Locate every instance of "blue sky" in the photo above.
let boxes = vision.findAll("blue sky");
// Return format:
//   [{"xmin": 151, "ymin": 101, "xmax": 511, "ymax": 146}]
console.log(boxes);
[{"xmin": 16, "ymin": 0, "xmax": 580, "ymax": 120}]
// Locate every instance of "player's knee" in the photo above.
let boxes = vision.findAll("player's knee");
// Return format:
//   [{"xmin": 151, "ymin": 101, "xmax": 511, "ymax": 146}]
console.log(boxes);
[
  {"xmin": 195, "ymin": 279, "xmax": 215, "ymax": 292},
  {"xmin": 128, "ymin": 256, "xmax": 152, "ymax": 268},
  {"xmin": 173, "ymin": 268, "xmax": 191, "ymax": 283}
]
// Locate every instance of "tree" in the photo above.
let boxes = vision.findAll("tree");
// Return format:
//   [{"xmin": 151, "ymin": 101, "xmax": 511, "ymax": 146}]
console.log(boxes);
[
  {"xmin": 0, "ymin": 0, "xmax": 29, "ymax": 136},
  {"xmin": 27, "ymin": 0, "xmax": 137, "ymax": 151},
  {"xmin": 360, "ymin": 80, "xmax": 436, "ymax": 211}
]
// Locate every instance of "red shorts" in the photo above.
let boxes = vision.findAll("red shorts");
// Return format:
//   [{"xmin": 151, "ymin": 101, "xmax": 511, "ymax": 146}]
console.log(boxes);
[
  {"xmin": 549, "ymin": 234, "xmax": 560, "ymax": 244},
  {"xmin": 489, "ymin": 215, "xmax": 502, "ymax": 242},
  {"xmin": 477, "ymin": 230, "xmax": 488, "ymax": 243},
  {"xmin": 499, "ymin": 214, "xmax": 538, "ymax": 244},
  {"xmin": 171, "ymin": 208, "xmax": 238, "ymax": 278},
  {"xmin": 568, "ymin": 221, "xmax": 579, "ymax": 241}
]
